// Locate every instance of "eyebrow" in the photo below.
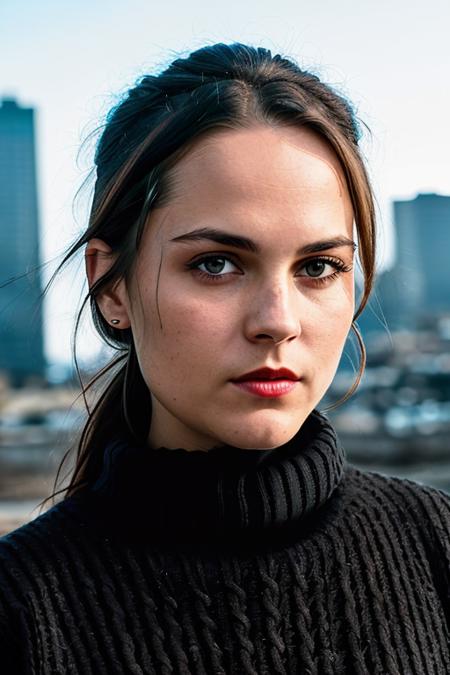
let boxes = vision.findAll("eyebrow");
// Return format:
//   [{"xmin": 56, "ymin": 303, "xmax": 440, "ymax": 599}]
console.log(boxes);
[{"xmin": 170, "ymin": 227, "xmax": 357, "ymax": 255}]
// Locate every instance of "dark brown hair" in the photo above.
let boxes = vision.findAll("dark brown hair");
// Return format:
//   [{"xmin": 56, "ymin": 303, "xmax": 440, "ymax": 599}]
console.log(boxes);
[{"xmin": 43, "ymin": 42, "xmax": 376, "ymax": 506}]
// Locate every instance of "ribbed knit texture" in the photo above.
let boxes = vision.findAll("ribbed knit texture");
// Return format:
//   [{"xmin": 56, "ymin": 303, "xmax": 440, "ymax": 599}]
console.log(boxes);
[
  {"xmin": 89, "ymin": 410, "xmax": 345, "ymax": 548},
  {"xmin": 0, "ymin": 410, "xmax": 449, "ymax": 674}
]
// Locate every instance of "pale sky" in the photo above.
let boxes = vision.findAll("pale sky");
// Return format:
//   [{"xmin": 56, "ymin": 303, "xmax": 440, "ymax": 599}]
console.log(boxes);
[{"xmin": 2, "ymin": 0, "xmax": 450, "ymax": 366}]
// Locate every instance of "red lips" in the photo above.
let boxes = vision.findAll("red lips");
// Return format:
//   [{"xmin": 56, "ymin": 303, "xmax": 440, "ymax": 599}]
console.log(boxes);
[{"xmin": 232, "ymin": 367, "xmax": 299, "ymax": 382}]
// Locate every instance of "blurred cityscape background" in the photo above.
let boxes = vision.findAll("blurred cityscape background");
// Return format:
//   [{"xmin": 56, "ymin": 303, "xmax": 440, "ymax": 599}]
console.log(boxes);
[
  {"xmin": 2, "ymin": 0, "xmax": 450, "ymax": 537},
  {"xmin": 1, "ymin": 94, "xmax": 449, "ymax": 536}
]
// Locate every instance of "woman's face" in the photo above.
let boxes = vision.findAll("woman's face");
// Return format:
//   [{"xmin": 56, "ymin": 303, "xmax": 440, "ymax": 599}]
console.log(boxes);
[{"xmin": 91, "ymin": 124, "xmax": 356, "ymax": 451}]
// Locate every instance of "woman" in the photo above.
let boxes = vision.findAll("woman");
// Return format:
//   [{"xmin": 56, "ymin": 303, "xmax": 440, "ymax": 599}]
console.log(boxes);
[{"xmin": 0, "ymin": 43, "xmax": 449, "ymax": 674}]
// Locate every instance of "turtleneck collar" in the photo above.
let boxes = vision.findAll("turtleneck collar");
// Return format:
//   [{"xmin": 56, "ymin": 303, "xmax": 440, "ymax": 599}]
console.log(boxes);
[{"xmin": 87, "ymin": 410, "xmax": 346, "ymax": 549}]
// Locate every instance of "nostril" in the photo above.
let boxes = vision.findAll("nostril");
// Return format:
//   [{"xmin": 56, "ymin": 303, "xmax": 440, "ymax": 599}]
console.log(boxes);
[{"xmin": 255, "ymin": 334, "xmax": 287, "ymax": 345}]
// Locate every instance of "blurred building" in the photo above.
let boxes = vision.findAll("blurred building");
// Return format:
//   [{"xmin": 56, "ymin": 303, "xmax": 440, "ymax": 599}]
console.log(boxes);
[
  {"xmin": 357, "ymin": 193, "xmax": 450, "ymax": 337},
  {"xmin": 358, "ymin": 266, "xmax": 403, "ymax": 338},
  {"xmin": 392, "ymin": 193, "xmax": 450, "ymax": 326},
  {"xmin": 0, "ymin": 98, "xmax": 45, "ymax": 385}
]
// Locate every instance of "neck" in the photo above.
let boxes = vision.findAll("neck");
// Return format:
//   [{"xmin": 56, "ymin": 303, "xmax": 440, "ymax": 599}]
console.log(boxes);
[{"xmin": 147, "ymin": 396, "xmax": 218, "ymax": 451}]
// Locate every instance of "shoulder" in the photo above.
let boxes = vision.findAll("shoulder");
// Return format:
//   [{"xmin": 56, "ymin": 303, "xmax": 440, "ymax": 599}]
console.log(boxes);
[
  {"xmin": 0, "ymin": 495, "xmax": 86, "ymax": 555},
  {"xmin": 0, "ymin": 496, "xmax": 91, "ymax": 615},
  {"xmin": 343, "ymin": 463, "xmax": 450, "ymax": 556},
  {"xmin": 344, "ymin": 462, "xmax": 450, "ymax": 515},
  {"xmin": 0, "ymin": 497, "xmax": 91, "ymax": 661}
]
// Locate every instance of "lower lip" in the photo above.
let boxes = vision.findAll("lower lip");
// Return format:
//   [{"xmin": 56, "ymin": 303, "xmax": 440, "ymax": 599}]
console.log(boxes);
[{"xmin": 231, "ymin": 379, "xmax": 298, "ymax": 398}]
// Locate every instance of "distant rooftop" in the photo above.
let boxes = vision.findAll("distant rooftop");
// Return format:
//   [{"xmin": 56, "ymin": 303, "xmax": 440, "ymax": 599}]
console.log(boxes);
[
  {"xmin": 416, "ymin": 193, "xmax": 444, "ymax": 198},
  {"xmin": 0, "ymin": 98, "xmax": 20, "ymax": 108},
  {"xmin": 0, "ymin": 97, "xmax": 34, "ymax": 113},
  {"xmin": 394, "ymin": 192, "xmax": 450, "ymax": 202}
]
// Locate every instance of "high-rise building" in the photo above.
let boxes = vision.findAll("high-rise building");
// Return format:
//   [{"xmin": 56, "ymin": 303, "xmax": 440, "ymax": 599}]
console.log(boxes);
[
  {"xmin": 353, "ymin": 193, "xmax": 450, "ymax": 339},
  {"xmin": 392, "ymin": 193, "xmax": 450, "ymax": 325},
  {"xmin": 0, "ymin": 97, "xmax": 45, "ymax": 385}
]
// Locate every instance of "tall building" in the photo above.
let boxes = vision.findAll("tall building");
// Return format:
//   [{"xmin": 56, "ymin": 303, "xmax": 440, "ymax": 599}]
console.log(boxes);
[
  {"xmin": 392, "ymin": 193, "xmax": 450, "ymax": 326},
  {"xmin": 354, "ymin": 193, "xmax": 450, "ymax": 339},
  {"xmin": 0, "ymin": 98, "xmax": 45, "ymax": 385}
]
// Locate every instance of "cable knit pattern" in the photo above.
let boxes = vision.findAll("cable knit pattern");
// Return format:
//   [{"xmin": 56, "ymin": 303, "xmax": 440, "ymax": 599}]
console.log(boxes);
[{"xmin": 0, "ymin": 410, "xmax": 449, "ymax": 673}]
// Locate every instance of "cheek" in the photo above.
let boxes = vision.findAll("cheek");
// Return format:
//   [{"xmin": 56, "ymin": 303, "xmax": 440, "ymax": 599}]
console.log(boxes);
[
  {"xmin": 305, "ymin": 282, "xmax": 354, "ymax": 357},
  {"xmin": 142, "ymin": 288, "xmax": 235, "ymax": 374}
]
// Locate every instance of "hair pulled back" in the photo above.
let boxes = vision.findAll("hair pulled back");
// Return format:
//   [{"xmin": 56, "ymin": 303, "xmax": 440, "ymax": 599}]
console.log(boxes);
[{"xmin": 47, "ymin": 42, "xmax": 376, "ymax": 504}]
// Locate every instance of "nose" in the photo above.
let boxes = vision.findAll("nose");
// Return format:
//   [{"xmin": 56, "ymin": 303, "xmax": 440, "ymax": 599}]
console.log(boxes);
[{"xmin": 244, "ymin": 279, "xmax": 302, "ymax": 345}]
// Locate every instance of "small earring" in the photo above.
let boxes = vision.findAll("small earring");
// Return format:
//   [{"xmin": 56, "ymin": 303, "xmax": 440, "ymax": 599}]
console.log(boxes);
[{"xmin": 110, "ymin": 319, "xmax": 120, "ymax": 325}]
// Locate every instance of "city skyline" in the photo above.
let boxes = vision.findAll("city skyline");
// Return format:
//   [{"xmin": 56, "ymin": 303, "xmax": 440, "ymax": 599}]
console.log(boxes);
[
  {"xmin": 2, "ymin": 0, "xmax": 450, "ymax": 366},
  {"xmin": 1, "ymin": 97, "xmax": 448, "ymax": 379}
]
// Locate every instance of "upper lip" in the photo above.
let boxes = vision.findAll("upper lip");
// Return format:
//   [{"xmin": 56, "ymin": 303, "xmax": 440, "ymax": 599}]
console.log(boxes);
[{"xmin": 232, "ymin": 367, "xmax": 300, "ymax": 382}]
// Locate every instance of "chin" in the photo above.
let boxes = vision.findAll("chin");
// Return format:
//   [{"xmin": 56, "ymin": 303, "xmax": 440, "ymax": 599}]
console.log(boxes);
[{"xmin": 222, "ymin": 411, "xmax": 310, "ymax": 450}]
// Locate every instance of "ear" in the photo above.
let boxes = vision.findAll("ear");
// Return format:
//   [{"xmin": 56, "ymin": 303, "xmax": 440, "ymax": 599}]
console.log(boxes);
[{"xmin": 85, "ymin": 238, "xmax": 131, "ymax": 329}]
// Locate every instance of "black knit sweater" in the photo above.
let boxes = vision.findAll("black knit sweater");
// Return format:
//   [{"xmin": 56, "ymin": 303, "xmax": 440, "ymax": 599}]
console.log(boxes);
[{"xmin": 0, "ymin": 410, "xmax": 449, "ymax": 674}]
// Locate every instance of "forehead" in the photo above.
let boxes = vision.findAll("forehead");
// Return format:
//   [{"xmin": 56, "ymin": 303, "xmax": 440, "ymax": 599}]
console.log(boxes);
[
  {"xmin": 150, "ymin": 124, "xmax": 354, "ymax": 241},
  {"xmin": 172, "ymin": 124, "xmax": 346, "ymax": 188}
]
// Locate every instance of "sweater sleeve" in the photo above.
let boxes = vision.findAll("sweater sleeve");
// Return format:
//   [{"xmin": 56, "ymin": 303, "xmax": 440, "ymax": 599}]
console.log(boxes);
[
  {"xmin": 413, "ymin": 482, "xmax": 450, "ymax": 627},
  {"xmin": 0, "ymin": 539, "xmax": 34, "ymax": 674},
  {"xmin": 0, "ymin": 593, "xmax": 27, "ymax": 672}
]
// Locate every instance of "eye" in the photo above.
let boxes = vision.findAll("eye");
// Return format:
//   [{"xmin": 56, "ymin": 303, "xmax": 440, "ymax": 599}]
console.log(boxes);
[
  {"xmin": 296, "ymin": 256, "xmax": 353, "ymax": 287},
  {"xmin": 298, "ymin": 256, "xmax": 349, "ymax": 280},
  {"xmin": 197, "ymin": 256, "xmax": 237, "ymax": 276},
  {"xmin": 186, "ymin": 254, "xmax": 241, "ymax": 282},
  {"xmin": 302, "ymin": 259, "xmax": 330, "ymax": 277}
]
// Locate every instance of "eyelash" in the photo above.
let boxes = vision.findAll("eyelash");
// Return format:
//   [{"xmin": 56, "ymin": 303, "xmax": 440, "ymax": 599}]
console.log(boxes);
[{"xmin": 186, "ymin": 254, "xmax": 353, "ymax": 287}]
